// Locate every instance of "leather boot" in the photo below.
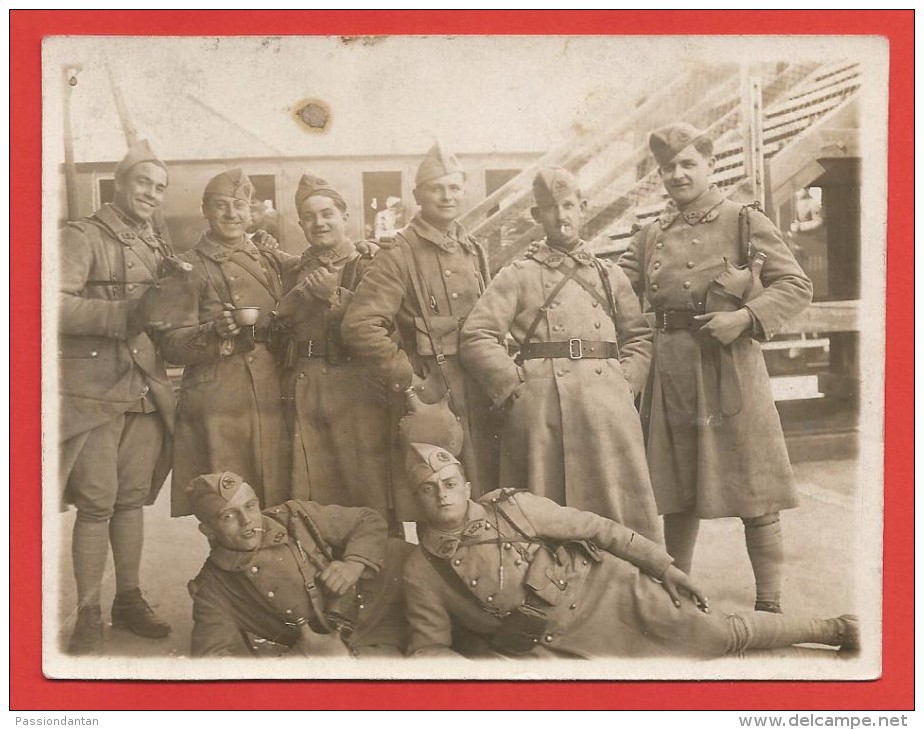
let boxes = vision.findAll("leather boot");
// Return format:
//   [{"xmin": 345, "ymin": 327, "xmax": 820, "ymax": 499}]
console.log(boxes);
[
  {"xmin": 111, "ymin": 588, "xmax": 171, "ymax": 639},
  {"xmin": 833, "ymin": 614, "xmax": 860, "ymax": 657},
  {"xmin": 68, "ymin": 605, "xmax": 103, "ymax": 655}
]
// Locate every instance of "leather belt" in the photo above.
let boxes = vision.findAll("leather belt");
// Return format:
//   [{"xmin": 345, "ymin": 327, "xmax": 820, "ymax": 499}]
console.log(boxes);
[
  {"xmin": 654, "ymin": 310, "xmax": 703, "ymax": 331},
  {"xmin": 518, "ymin": 339, "xmax": 619, "ymax": 361}
]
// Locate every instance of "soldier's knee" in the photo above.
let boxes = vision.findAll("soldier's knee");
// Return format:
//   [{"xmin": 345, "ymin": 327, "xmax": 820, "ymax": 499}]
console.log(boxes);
[{"xmin": 742, "ymin": 512, "xmax": 780, "ymax": 528}]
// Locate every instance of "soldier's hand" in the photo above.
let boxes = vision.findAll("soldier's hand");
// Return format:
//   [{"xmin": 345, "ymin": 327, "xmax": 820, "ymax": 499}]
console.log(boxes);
[
  {"xmin": 659, "ymin": 565, "xmax": 710, "ymax": 613},
  {"xmin": 694, "ymin": 310, "xmax": 752, "ymax": 346},
  {"xmin": 304, "ymin": 266, "xmax": 339, "ymax": 302},
  {"xmin": 214, "ymin": 306, "xmax": 240, "ymax": 338},
  {"xmin": 319, "ymin": 560, "xmax": 365, "ymax": 596},
  {"xmin": 297, "ymin": 625, "xmax": 351, "ymax": 657}
]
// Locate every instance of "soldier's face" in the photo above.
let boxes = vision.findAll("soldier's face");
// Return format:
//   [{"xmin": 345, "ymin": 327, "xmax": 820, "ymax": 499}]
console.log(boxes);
[
  {"xmin": 531, "ymin": 193, "xmax": 586, "ymax": 248},
  {"xmin": 414, "ymin": 172, "xmax": 466, "ymax": 228},
  {"xmin": 416, "ymin": 464, "xmax": 471, "ymax": 531},
  {"xmin": 203, "ymin": 194, "xmax": 252, "ymax": 243},
  {"xmin": 659, "ymin": 145, "xmax": 715, "ymax": 206},
  {"xmin": 299, "ymin": 195, "xmax": 349, "ymax": 249},
  {"xmin": 201, "ymin": 483, "xmax": 264, "ymax": 552},
  {"xmin": 113, "ymin": 161, "xmax": 168, "ymax": 222}
]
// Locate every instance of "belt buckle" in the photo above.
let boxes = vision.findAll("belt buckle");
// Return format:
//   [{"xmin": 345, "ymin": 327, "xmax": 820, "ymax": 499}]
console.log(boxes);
[{"xmin": 568, "ymin": 338, "xmax": 583, "ymax": 360}]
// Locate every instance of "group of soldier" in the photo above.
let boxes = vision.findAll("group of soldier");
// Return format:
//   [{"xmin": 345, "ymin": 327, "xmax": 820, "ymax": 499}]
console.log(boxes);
[{"xmin": 58, "ymin": 122, "xmax": 858, "ymax": 660}]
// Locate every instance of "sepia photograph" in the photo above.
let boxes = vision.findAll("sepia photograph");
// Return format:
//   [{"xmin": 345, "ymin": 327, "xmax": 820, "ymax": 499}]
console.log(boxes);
[{"xmin": 40, "ymin": 30, "xmax": 888, "ymax": 684}]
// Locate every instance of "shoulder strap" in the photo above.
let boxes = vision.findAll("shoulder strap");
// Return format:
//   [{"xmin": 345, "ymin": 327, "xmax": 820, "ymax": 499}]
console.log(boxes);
[
  {"xmin": 340, "ymin": 254, "xmax": 363, "ymax": 293},
  {"xmin": 521, "ymin": 256, "xmax": 580, "ymax": 346},
  {"xmin": 195, "ymin": 250, "xmax": 234, "ymax": 304},
  {"xmin": 738, "ymin": 201, "xmax": 764, "ymax": 265},
  {"xmin": 590, "ymin": 258, "xmax": 622, "ymax": 352}
]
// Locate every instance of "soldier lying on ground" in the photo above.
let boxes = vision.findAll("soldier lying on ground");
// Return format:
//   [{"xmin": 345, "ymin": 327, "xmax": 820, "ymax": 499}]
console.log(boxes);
[
  {"xmin": 401, "ymin": 443, "xmax": 859, "ymax": 659},
  {"xmin": 186, "ymin": 472, "xmax": 411, "ymax": 658}
]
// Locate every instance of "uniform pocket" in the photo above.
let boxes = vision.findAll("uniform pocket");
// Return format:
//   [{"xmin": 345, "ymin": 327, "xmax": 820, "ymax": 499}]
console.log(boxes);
[{"xmin": 413, "ymin": 315, "xmax": 460, "ymax": 357}]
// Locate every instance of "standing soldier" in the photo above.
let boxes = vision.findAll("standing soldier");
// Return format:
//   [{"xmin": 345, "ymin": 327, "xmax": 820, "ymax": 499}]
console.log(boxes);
[
  {"xmin": 341, "ymin": 143, "xmax": 497, "ymax": 516},
  {"xmin": 162, "ymin": 169, "xmax": 293, "ymax": 515},
  {"xmin": 461, "ymin": 168, "xmax": 660, "ymax": 540},
  {"xmin": 274, "ymin": 173, "xmax": 391, "ymax": 516},
  {"xmin": 59, "ymin": 140, "xmax": 175, "ymax": 654},
  {"xmin": 618, "ymin": 124, "xmax": 813, "ymax": 613}
]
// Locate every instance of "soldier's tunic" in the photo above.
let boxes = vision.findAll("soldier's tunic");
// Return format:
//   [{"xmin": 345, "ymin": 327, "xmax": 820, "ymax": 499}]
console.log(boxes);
[
  {"xmin": 341, "ymin": 215, "xmax": 497, "ymax": 517},
  {"xmin": 404, "ymin": 490, "xmax": 747, "ymax": 658},
  {"xmin": 59, "ymin": 204, "xmax": 175, "ymax": 512},
  {"xmin": 460, "ymin": 240, "xmax": 659, "ymax": 541},
  {"xmin": 619, "ymin": 186, "xmax": 813, "ymax": 518},
  {"xmin": 161, "ymin": 235, "xmax": 294, "ymax": 516},
  {"xmin": 188, "ymin": 500, "xmax": 410, "ymax": 657},
  {"xmin": 278, "ymin": 240, "xmax": 392, "ymax": 515}
]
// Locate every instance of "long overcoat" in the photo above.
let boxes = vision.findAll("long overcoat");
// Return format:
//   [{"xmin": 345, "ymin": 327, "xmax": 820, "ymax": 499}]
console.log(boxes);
[
  {"xmin": 403, "ymin": 491, "xmax": 741, "ymax": 658},
  {"xmin": 460, "ymin": 239, "xmax": 660, "ymax": 541},
  {"xmin": 188, "ymin": 500, "xmax": 410, "ymax": 657},
  {"xmin": 161, "ymin": 235, "xmax": 293, "ymax": 515},
  {"xmin": 277, "ymin": 241, "xmax": 392, "ymax": 515},
  {"xmin": 58, "ymin": 204, "xmax": 175, "ymax": 502},
  {"xmin": 619, "ymin": 186, "xmax": 813, "ymax": 518},
  {"xmin": 341, "ymin": 215, "xmax": 498, "ymax": 518}
]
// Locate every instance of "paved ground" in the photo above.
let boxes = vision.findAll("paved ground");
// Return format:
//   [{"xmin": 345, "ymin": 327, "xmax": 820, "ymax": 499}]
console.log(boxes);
[{"xmin": 51, "ymin": 459, "xmax": 859, "ymax": 660}]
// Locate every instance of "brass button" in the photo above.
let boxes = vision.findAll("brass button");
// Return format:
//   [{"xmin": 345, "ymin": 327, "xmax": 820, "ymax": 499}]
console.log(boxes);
[
  {"xmin": 553, "ymin": 325, "xmax": 563, "ymax": 332},
  {"xmin": 503, "ymin": 543, "xmax": 511, "ymax": 550},
  {"xmin": 486, "ymin": 595, "xmax": 494, "ymax": 603},
  {"xmin": 251, "ymin": 566, "xmax": 259, "ymax": 573},
  {"xmin": 687, "ymin": 261, "xmax": 695, "ymax": 269},
  {"xmin": 582, "ymin": 559, "xmax": 588, "ymax": 566},
  {"xmin": 594, "ymin": 322, "xmax": 601, "ymax": 329},
  {"xmin": 444, "ymin": 269, "xmax": 452, "ymax": 277},
  {"xmin": 285, "ymin": 609, "xmax": 293, "ymax": 614},
  {"xmin": 651, "ymin": 284, "xmax": 659, "ymax": 292},
  {"xmin": 450, "ymin": 292, "xmax": 459, "ymax": 300},
  {"xmin": 359, "ymin": 604, "xmax": 365, "ymax": 610},
  {"xmin": 469, "ymin": 579, "xmax": 478, "ymax": 587},
  {"xmin": 570, "ymin": 603, "xmax": 577, "ymax": 610},
  {"xmin": 126, "ymin": 284, "xmax": 136, "ymax": 292},
  {"xmin": 655, "ymin": 242, "xmax": 664, "ymax": 249},
  {"xmin": 131, "ymin": 348, "xmax": 139, "ymax": 355},
  {"xmin": 267, "ymin": 591, "xmax": 275, "ymax": 598},
  {"xmin": 683, "ymin": 281, "xmax": 691, "ymax": 289},
  {"xmin": 595, "ymin": 367, "xmax": 602, "ymax": 375},
  {"xmin": 556, "ymin": 370, "xmax": 565, "ymax": 377},
  {"xmin": 558, "ymin": 579, "xmax": 566, "ymax": 587},
  {"xmin": 248, "ymin": 356, "xmax": 255, "ymax": 363},
  {"xmin": 453, "ymin": 558, "xmax": 462, "ymax": 566},
  {"xmin": 591, "ymin": 301, "xmax": 599, "ymax": 308},
  {"xmin": 484, "ymin": 523, "xmax": 493, "ymax": 531},
  {"xmin": 90, "ymin": 351, "xmax": 98, "ymax": 358},
  {"xmin": 298, "ymin": 373, "xmax": 306, "ymax": 379},
  {"xmin": 691, "ymin": 238, "xmax": 700, "ymax": 244},
  {"xmin": 126, "ymin": 261, "xmax": 134, "ymax": 268},
  {"xmin": 652, "ymin": 261, "xmax": 661, "ymax": 270},
  {"xmin": 545, "ymin": 635, "xmax": 553, "ymax": 643},
  {"xmin": 515, "ymin": 559, "xmax": 523, "ymax": 567}
]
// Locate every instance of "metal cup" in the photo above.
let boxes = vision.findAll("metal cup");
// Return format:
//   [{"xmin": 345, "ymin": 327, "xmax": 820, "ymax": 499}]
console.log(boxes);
[{"xmin": 232, "ymin": 307, "xmax": 260, "ymax": 326}]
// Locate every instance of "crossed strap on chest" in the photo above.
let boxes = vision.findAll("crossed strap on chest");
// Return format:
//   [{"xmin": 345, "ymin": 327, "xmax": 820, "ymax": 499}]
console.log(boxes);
[
  {"xmin": 74, "ymin": 218, "xmax": 173, "ymax": 289},
  {"xmin": 196, "ymin": 247, "xmax": 286, "ymax": 306},
  {"xmin": 519, "ymin": 251, "xmax": 621, "ymax": 358}
]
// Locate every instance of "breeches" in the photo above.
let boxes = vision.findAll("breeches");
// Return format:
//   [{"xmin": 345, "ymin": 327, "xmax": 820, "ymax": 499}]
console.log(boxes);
[{"xmin": 64, "ymin": 411, "xmax": 164, "ymax": 521}]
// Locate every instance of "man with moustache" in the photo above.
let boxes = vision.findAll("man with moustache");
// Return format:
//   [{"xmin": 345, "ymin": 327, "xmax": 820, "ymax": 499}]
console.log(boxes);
[
  {"xmin": 461, "ymin": 168, "xmax": 660, "ymax": 540},
  {"xmin": 162, "ymin": 169, "xmax": 293, "ymax": 515},
  {"xmin": 274, "ymin": 173, "xmax": 391, "ymax": 516},
  {"xmin": 186, "ymin": 471, "xmax": 409, "ymax": 657},
  {"xmin": 618, "ymin": 124, "xmax": 813, "ymax": 613},
  {"xmin": 59, "ymin": 140, "xmax": 176, "ymax": 654},
  {"xmin": 341, "ymin": 143, "xmax": 497, "ymax": 518}
]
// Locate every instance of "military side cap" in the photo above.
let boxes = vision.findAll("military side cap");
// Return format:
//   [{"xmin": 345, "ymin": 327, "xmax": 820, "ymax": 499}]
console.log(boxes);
[
  {"xmin": 187, "ymin": 471, "xmax": 250, "ymax": 522},
  {"xmin": 295, "ymin": 172, "xmax": 347, "ymax": 213},
  {"xmin": 415, "ymin": 142, "xmax": 466, "ymax": 186},
  {"xmin": 649, "ymin": 123, "xmax": 711, "ymax": 166},
  {"xmin": 204, "ymin": 168, "xmax": 254, "ymax": 202},
  {"xmin": 406, "ymin": 442, "xmax": 461, "ymax": 489},
  {"xmin": 114, "ymin": 139, "xmax": 167, "ymax": 180},
  {"xmin": 532, "ymin": 167, "xmax": 581, "ymax": 207},
  {"xmin": 398, "ymin": 393, "xmax": 464, "ymax": 457}
]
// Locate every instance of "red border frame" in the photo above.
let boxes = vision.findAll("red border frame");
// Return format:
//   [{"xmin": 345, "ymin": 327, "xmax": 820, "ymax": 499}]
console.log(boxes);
[{"xmin": 11, "ymin": 10, "xmax": 913, "ymax": 710}]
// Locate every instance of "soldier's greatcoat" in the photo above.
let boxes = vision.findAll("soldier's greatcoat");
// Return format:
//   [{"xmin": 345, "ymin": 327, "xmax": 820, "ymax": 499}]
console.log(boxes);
[
  {"xmin": 59, "ymin": 204, "xmax": 175, "ymax": 503},
  {"xmin": 404, "ymin": 490, "xmax": 745, "ymax": 658},
  {"xmin": 341, "ymin": 215, "xmax": 498, "ymax": 517},
  {"xmin": 189, "ymin": 500, "xmax": 410, "ymax": 657},
  {"xmin": 161, "ymin": 235, "xmax": 293, "ymax": 516},
  {"xmin": 277, "ymin": 240, "xmax": 392, "ymax": 515},
  {"xmin": 619, "ymin": 186, "xmax": 813, "ymax": 518},
  {"xmin": 460, "ymin": 239, "xmax": 660, "ymax": 541}
]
